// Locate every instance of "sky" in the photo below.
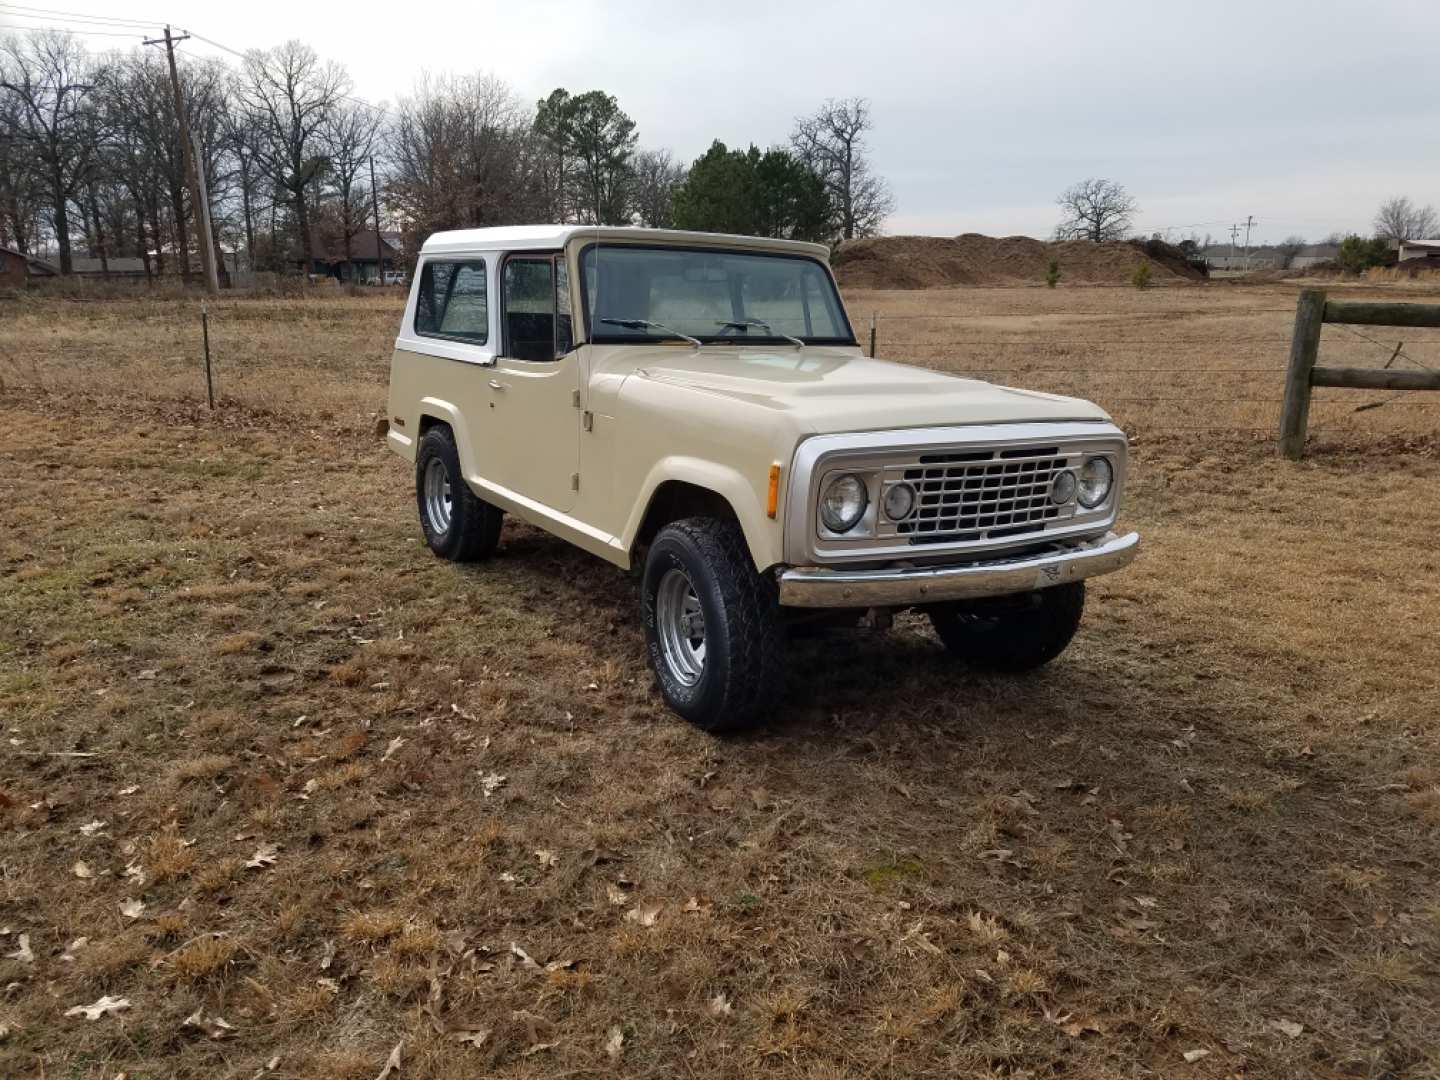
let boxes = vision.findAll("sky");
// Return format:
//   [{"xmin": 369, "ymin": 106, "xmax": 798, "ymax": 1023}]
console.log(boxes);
[{"xmin": 4, "ymin": 0, "xmax": 1438, "ymax": 246}]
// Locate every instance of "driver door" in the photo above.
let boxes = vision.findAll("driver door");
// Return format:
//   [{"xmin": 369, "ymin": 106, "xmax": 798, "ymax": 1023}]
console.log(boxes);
[{"xmin": 485, "ymin": 253, "xmax": 581, "ymax": 513}]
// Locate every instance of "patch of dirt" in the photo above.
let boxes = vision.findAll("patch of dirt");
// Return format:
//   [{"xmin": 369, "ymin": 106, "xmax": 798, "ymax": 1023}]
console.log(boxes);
[{"xmin": 833, "ymin": 233, "xmax": 1206, "ymax": 289}]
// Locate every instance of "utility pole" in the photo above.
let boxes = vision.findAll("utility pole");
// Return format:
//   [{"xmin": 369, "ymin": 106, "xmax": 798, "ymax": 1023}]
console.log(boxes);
[
  {"xmin": 145, "ymin": 25, "xmax": 217, "ymax": 296},
  {"xmin": 1243, "ymin": 214, "xmax": 1255, "ymax": 272},
  {"xmin": 369, "ymin": 156, "xmax": 384, "ymax": 285},
  {"xmin": 1229, "ymin": 223, "xmax": 1240, "ymax": 269},
  {"xmin": 191, "ymin": 133, "xmax": 221, "ymax": 292}
]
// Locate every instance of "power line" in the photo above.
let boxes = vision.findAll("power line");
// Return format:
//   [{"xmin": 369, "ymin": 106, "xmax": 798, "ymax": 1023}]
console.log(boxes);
[
  {"xmin": 0, "ymin": 2, "xmax": 159, "ymax": 26},
  {"xmin": 0, "ymin": 19, "xmax": 148, "ymax": 37}
]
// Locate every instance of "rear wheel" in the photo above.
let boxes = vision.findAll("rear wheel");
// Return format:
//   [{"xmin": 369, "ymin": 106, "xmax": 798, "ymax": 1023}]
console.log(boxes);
[
  {"xmin": 641, "ymin": 517, "xmax": 784, "ymax": 732},
  {"xmin": 927, "ymin": 582, "xmax": 1085, "ymax": 671},
  {"xmin": 415, "ymin": 426, "xmax": 502, "ymax": 562}
]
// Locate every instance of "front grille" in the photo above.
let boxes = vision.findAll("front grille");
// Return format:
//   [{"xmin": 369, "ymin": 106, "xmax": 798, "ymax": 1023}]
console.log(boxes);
[{"xmin": 893, "ymin": 447, "xmax": 1066, "ymax": 543}]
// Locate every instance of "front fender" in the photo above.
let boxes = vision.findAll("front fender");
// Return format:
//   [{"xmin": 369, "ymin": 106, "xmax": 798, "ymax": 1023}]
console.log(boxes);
[{"xmin": 624, "ymin": 456, "xmax": 784, "ymax": 572}]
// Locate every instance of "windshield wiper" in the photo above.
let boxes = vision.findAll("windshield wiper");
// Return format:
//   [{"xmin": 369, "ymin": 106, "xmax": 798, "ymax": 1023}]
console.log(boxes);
[
  {"xmin": 716, "ymin": 319, "xmax": 805, "ymax": 349},
  {"xmin": 600, "ymin": 317, "xmax": 701, "ymax": 348}
]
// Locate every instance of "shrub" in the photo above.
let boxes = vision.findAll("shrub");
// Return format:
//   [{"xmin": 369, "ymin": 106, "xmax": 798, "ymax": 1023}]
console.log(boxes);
[
  {"xmin": 1131, "ymin": 260, "xmax": 1152, "ymax": 289},
  {"xmin": 1045, "ymin": 259, "xmax": 1060, "ymax": 288},
  {"xmin": 1336, "ymin": 234, "xmax": 1391, "ymax": 275}
]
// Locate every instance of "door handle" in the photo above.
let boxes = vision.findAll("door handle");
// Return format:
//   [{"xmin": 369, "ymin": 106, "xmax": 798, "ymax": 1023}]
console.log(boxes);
[{"xmin": 488, "ymin": 379, "xmax": 507, "ymax": 391}]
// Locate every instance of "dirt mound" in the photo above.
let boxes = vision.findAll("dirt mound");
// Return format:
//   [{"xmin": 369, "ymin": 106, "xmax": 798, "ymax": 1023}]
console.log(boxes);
[{"xmin": 833, "ymin": 233, "xmax": 1205, "ymax": 289}]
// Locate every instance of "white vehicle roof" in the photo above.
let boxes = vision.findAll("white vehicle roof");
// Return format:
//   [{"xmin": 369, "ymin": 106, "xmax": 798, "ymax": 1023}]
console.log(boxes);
[{"xmin": 419, "ymin": 224, "xmax": 831, "ymax": 259}]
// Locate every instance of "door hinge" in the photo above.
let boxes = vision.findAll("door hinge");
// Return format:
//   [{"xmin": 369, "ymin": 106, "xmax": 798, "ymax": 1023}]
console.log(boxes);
[
  {"xmin": 570, "ymin": 472, "xmax": 580, "ymax": 491},
  {"xmin": 582, "ymin": 410, "xmax": 594, "ymax": 432},
  {"xmin": 571, "ymin": 389, "xmax": 581, "ymax": 408}
]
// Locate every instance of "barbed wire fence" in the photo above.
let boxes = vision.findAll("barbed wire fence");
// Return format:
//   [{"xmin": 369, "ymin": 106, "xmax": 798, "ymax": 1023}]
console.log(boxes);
[{"xmin": 860, "ymin": 307, "xmax": 1440, "ymax": 439}]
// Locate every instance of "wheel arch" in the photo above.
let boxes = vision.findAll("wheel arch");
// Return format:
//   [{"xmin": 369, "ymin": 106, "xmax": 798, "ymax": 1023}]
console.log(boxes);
[
  {"xmin": 626, "ymin": 459, "xmax": 781, "ymax": 572},
  {"xmin": 414, "ymin": 397, "xmax": 479, "ymax": 478}
]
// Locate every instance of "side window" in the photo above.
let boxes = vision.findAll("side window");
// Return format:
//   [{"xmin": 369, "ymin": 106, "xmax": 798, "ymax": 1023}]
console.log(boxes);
[
  {"xmin": 503, "ymin": 257, "xmax": 557, "ymax": 362},
  {"xmin": 415, "ymin": 259, "xmax": 488, "ymax": 345}
]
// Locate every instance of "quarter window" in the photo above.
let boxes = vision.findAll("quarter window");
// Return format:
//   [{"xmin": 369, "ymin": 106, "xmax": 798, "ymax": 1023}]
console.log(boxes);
[{"xmin": 415, "ymin": 260, "xmax": 489, "ymax": 345}]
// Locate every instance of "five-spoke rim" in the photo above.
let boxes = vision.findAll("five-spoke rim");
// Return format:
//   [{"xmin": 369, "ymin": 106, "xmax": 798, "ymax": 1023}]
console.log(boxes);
[
  {"xmin": 423, "ymin": 458, "xmax": 452, "ymax": 534},
  {"xmin": 655, "ymin": 567, "xmax": 706, "ymax": 686}
]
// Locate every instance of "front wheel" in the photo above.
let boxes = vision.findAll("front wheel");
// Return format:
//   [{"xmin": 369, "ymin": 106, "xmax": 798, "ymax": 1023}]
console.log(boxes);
[
  {"xmin": 641, "ymin": 518, "xmax": 784, "ymax": 732},
  {"xmin": 927, "ymin": 582, "xmax": 1085, "ymax": 672}
]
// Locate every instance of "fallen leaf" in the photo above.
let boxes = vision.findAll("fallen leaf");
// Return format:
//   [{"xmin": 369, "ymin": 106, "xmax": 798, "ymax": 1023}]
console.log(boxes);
[
  {"xmin": 1182, "ymin": 1048, "xmax": 1210, "ymax": 1063},
  {"xmin": 118, "ymin": 785, "xmax": 140, "ymax": 796},
  {"xmin": 606, "ymin": 883, "xmax": 629, "ymax": 906},
  {"xmin": 625, "ymin": 901, "xmax": 663, "ymax": 928},
  {"xmin": 509, "ymin": 942, "xmax": 543, "ymax": 972},
  {"xmin": 706, "ymin": 992, "xmax": 733, "ymax": 1018},
  {"xmin": 5, "ymin": 934, "xmax": 33, "ymax": 964},
  {"xmin": 1046, "ymin": 1008, "xmax": 1104, "ymax": 1037},
  {"xmin": 136, "ymin": 669, "xmax": 158, "ymax": 680},
  {"xmin": 682, "ymin": 894, "xmax": 713, "ymax": 915},
  {"xmin": 374, "ymin": 1041, "xmax": 402, "ymax": 1080},
  {"xmin": 535, "ymin": 849, "xmax": 558, "ymax": 869},
  {"xmin": 480, "ymin": 772, "xmax": 506, "ymax": 798},
  {"xmin": 79, "ymin": 819, "xmax": 107, "ymax": 836},
  {"xmin": 605, "ymin": 1025, "xmax": 624, "ymax": 1061},
  {"xmin": 1270, "ymin": 1018, "xmax": 1304, "ymax": 1038},
  {"xmin": 119, "ymin": 898, "xmax": 145, "ymax": 919},
  {"xmin": 60, "ymin": 937, "xmax": 88, "ymax": 962},
  {"xmin": 183, "ymin": 1007, "xmax": 237, "ymax": 1040},
  {"xmin": 381, "ymin": 736, "xmax": 405, "ymax": 763},
  {"xmin": 72, "ymin": 860, "xmax": 94, "ymax": 879},
  {"xmin": 450, "ymin": 1026, "xmax": 489, "ymax": 1048},
  {"xmin": 522, "ymin": 1040, "xmax": 559, "ymax": 1057},
  {"xmin": 65, "ymin": 995, "xmax": 131, "ymax": 1020},
  {"xmin": 246, "ymin": 843, "xmax": 279, "ymax": 870}
]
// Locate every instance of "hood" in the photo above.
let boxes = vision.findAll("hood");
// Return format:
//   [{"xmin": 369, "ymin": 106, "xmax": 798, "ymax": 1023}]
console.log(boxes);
[{"xmin": 626, "ymin": 346, "xmax": 1110, "ymax": 434}]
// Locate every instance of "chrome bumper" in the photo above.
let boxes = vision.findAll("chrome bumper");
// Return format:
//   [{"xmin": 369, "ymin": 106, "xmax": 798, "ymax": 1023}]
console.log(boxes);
[{"xmin": 776, "ymin": 531, "xmax": 1140, "ymax": 608}]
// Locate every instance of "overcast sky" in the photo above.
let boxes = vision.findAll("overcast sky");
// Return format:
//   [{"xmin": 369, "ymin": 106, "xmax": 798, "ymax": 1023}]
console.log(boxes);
[{"xmin": 6, "ymin": 0, "xmax": 1437, "ymax": 245}]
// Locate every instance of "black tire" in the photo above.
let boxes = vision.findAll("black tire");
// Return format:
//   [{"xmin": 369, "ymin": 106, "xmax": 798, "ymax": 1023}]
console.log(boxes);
[
  {"xmin": 640, "ymin": 517, "xmax": 785, "ymax": 732},
  {"xmin": 927, "ymin": 582, "xmax": 1085, "ymax": 672},
  {"xmin": 415, "ymin": 426, "xmax": 502, "ymax": 562}
]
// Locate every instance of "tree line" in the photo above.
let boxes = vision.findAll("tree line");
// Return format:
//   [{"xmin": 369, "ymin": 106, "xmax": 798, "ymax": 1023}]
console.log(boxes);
[{"xmin": 0, "ymin": 29, "xmax": 894, "ymax": 280}]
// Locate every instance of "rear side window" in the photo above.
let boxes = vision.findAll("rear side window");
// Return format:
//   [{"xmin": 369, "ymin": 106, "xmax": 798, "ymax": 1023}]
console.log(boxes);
[{"xmin": 415, "ymin": 260, "xmax": 488, "ymax": 345}]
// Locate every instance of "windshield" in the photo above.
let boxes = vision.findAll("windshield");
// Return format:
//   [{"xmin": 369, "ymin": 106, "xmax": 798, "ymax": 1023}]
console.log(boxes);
[{"xmin": 580, "ymin": 244, "xmax": 854, "ymax": 345}]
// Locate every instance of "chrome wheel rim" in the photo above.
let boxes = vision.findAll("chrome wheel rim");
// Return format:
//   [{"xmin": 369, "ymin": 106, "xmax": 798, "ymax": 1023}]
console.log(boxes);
[
  {"xmin": 655, "ymin": 568, "xmax": 706, "ymax": 686},
  {"xmin": 423, "ymin": 458, "xmax": 452, "ymax": 534}
]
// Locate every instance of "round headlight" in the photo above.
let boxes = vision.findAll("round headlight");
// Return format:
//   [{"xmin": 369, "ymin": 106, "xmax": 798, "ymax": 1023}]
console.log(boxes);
[
  {"xmin": 1077, "ymin": 456, "xmax": 1113, "ymax": 508},
  {"xmin": 1049, "ymin": 470, "xmax": 1077, "ymax": 505},
  {"xmin": 820, "ymin": 473, "xmax": 868, "ymax": 533},
  {"xmin": 881, "ymin": 481, "xmax": 916, "ymax": 521}
]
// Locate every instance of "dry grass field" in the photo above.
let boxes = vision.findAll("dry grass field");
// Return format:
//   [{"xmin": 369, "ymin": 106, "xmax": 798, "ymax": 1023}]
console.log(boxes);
[{"xmin": 1, "ymin": 280, "xmax": 1438, "ymax": 1079}]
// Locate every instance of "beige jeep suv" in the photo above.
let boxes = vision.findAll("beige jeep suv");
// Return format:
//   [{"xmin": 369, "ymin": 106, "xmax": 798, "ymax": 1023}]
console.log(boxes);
[{"xmin": 386, "ymin": 226, "xmax": 1138, "ymax": 730}]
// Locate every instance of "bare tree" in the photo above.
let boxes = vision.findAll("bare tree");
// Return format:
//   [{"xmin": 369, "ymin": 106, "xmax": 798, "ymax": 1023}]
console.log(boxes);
[
  {"xmin": 629, "ymin": 148, "xmax": 685, "ymax": 227},
  {"xmin": 790, "ymin": 97, "xmax": 893, "ymax": 240},
  {"xmin": 1276, "ymin": 234, "xmax": 1307, "ymax": 269},
  {"xmin": 0, "ymin": 30, "xmax": 105, "ymax": 273},
  {"xmin": 1373, "ymin": 196, "xmax": 1438, "ymax": 242},
  {"xmin": 320, "ymin": 100, "xmax": 381, "ymax": 277},
  {"xmin": 389, "ymin": 72, "xmax": 539, "ymax": 244},
  {"xmin": 1054, "ymin": 178, "xmax": 1137, "ymax": 243},
  {"xmin": 236, "ymin": 41, "xmax": 348, "ymax": 276},
  {"xmin": 0, "ymin": 76, "xmax": 45, "ymax": 252}
]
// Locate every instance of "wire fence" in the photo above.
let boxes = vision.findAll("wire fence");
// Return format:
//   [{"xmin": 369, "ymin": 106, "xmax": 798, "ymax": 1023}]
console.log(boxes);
[{"xmin": 860, "ymin": 309, "xmax": 1440, "ymax": 437}]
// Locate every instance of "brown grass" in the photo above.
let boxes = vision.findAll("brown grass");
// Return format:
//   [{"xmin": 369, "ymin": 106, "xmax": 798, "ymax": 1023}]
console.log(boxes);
[{"xmin": 1, "ymin": 284, "xmax": 1437, "ymax": 1078}]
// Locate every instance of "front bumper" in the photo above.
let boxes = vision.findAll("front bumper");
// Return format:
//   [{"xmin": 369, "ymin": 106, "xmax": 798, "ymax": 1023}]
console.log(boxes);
[{"xmin": 776, "ymin": 530, "xmax": 1139, "ymax": 608}]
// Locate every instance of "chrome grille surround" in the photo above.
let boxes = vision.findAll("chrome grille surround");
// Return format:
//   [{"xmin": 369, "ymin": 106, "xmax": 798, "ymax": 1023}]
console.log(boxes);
[{"xmin": 784, "ymin": 422, "xmax": 1128, "ymax": 568}]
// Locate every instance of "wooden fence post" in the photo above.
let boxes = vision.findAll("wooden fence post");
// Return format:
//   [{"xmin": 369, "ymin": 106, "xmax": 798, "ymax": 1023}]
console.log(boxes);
[
  {"xmin": 1279, "ymin": 288, "xmax": 1325, "ymax": 459},
  {"xmin": 869, "ymin": 312, "xmax": 877, "ymax": 359}
]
